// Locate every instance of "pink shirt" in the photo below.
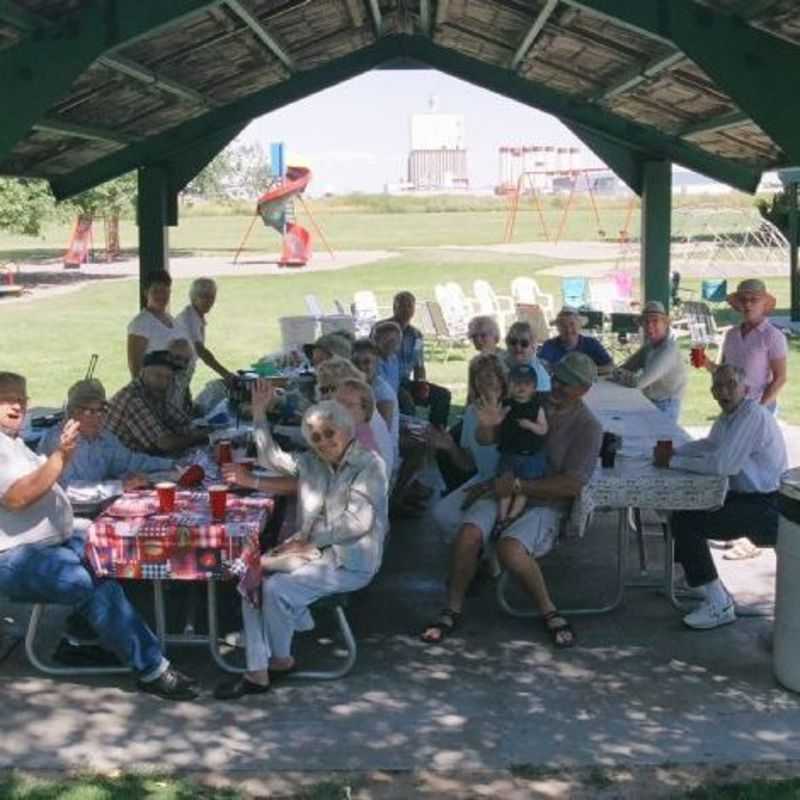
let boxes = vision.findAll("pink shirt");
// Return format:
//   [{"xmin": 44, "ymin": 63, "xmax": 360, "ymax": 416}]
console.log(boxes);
[
  {"xmin": 355, "ymin": 423, "xmax": 379, "ymax": 454},
  {"xmin": 721, "ymin": 319, "xmax": 787, "ymax": 401}
]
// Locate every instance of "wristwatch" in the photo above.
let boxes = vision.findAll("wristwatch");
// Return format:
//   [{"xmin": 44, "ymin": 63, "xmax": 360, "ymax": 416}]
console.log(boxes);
[{"xmin": 512, "ymin": 477, "xmax": 522, "ymax": 494}]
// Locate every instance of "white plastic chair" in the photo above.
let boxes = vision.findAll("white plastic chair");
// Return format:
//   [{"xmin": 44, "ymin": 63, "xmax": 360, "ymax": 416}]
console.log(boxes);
[
  {"xmin": 435, "ymin": 283, "xmax": 469, "ymax": 338},
  {"xmin": 473, "ymin": 279, "xmax": 516, "ymax": 336},
  {"xmin": 352, "ymin": 290, "xmax": 381, "ymax": 337},
  {"xmin": 304, "ymin": 294, "xmax": 325, "ymax": 318},
  {"xmin": 511, "ymin": 277, "xmax": 555, "ymax": 319},
  {"xmin": 588, "ymin": 280, "xmax": 616, "ymax": 315}
]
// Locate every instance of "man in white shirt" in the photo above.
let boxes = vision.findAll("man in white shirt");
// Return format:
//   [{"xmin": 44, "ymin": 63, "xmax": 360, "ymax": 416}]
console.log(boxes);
[
  {"xmin": 655, "ymin": 365, "xmax": 787, "ymax": 630},
  {"xmin": 0, "ymin": 372, "xmax": 197, "ymax": 700}
]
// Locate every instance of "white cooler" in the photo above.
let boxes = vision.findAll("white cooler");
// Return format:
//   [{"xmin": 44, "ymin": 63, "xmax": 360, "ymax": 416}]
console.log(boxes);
[{"xmin": 775, "ymin": 467, "xmax": 800, "ymax": 692}]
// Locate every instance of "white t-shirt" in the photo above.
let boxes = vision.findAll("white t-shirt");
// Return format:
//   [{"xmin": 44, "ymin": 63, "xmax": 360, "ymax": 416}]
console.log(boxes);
[
  {"xmin": 0, "ymin": 432, "xmax": 73, "ymax": 552},
  {"xmin": 369, "ymin": 411, "xmax": 395, "ymax": 476},
  {"xmin": 127, "ymin": 309, "xmax": 187, "ymax": 354},
  {"xmin": 372, "ymin": 376, "xmax": 399, "ymax": 460},
  {"xmin": 175, "ymin": 305, "xmax": 206, "ymax": 386}
]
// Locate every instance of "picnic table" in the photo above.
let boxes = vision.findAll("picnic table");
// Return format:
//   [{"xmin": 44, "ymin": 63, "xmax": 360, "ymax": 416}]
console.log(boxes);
[{"xmin": 86, "ymin": 489, "xmax": 274, "ymax": 671}]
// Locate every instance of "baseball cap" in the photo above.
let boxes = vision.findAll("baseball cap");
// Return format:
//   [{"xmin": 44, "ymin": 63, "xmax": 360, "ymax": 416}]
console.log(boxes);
[
  {"xmin": 142, "ymin": 350, "xmax": 180, "ymax": 371},
  {"xmin": 66, "ymin": 379, "xmax": 106, "ymax": 412},
  {"xmin": 508, "ymin": 364, "xmax": 538, "ymax": 383},
  {"xmin": 552, "ymin": 352, "xmax": 597, "ymax": 387}
]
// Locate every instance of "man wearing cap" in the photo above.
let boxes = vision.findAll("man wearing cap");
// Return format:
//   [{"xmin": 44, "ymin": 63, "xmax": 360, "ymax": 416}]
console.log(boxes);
[
  {"xmin": 38, "ymin": 378, "xmax": 173, "ymax": 504},
  {"xmin": 616, "ymin": 301, "xmax": 687, "ymax": 424},
  {"xmin": 421, "ymin": 352, "xmax": 602, "ymax": 649},
  {"xmin": 0, "ymin": 371, "xmax": 198, "ymax": 700},
  {"xmin": 539, "ymin": 306, "xmax": 614, "ymax": 375},
  {"xmin": 384, "ymin": 291, "xmax": 452, "ymax": 428},
  {"xmin": 655, "ymin": 364, "xmax": 787, "ymax": 629},
  {"xmin": 306, "ymin": 332, "xmax": 353, "ymax": 367},
  {"xmin": 716, "ymin": 279, "xmax": 787, "ymax": 411},
  {"xmin": 107, "ymin": 351, "xmax": 209, "ymax": 456}
]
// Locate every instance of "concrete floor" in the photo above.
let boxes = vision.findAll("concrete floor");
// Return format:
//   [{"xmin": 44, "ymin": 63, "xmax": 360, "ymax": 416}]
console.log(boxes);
[{"xmin": 1, "ymin": 505, "xmax": 797, "ymax": 780}]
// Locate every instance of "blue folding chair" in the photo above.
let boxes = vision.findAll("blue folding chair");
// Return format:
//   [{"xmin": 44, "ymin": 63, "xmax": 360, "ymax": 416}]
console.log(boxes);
[
  {"xmin": 701, "ymin": 278, "xmax": 728, "ymax": 305},
  {"xmin": 561, "ymin": 277, "xmax": 589, "ymax": 308}
]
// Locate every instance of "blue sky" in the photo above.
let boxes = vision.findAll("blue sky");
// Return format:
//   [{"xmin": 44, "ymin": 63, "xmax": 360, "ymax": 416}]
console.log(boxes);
[{"xmin": 240, "ymin": 69, "xmax": 604, "ymax": 194}]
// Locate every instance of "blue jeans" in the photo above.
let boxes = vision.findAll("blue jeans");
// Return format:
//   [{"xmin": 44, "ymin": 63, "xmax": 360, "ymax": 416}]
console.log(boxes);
[
  {"xmin": 498, "ymin": 450, "xmax": 547, "ymax": 480},
  {"xmin": 0, "ymin": 536, "xmax": 163, "ymax": 675},
  {"xmin": 650, "ymin": 396, "xmax": 681, "ymax": 425}
]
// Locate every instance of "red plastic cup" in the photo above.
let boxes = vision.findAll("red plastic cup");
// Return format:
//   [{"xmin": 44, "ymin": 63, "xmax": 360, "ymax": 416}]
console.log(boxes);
[
  {"xmin": 690, "ymin": 345, "xmax": 705, "ymax": 368},
  {"xmin": 656, "ymin": 439, "xmax": 674, "ymax": 458},
  {"xmin": 155, "ymin": 482, "xmax": 176, "ymax": 513},
  {"xmin": 216, "ymin": 440, "xmax": 233, "ymax": 465},
  {"xmin": 208, "ymin": 484, "xmax": 228, "ymax": 521}
]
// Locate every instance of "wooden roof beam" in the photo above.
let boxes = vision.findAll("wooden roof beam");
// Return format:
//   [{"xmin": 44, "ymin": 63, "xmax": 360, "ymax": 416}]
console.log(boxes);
[
  {"xmin": 0, "ymin": 1, "xmax": 224, "ymax": 158},
  {"xmin": 592, "ymin": 51, "xmax": 685, "ymax": 101},
  {"xmin": 679, "ymin": 110, "xmax": 750, "ymax": 139},
  {"xmin": 0, "ymin": 1, "xmax": 46, "ymax": 32},
  {"xmin": 225, "ymin": 0, "xmax": 295, "ymax": 72},
  {"xmin": 560, "ymin": 0, "xmax": 800, "ymax": 165},
  {"xmin": 32, "ymin": 117, "xmax": 135, "ymax": 146},
  {"xmin": 510, "ymin": 0, "xmax": 559, "ymax": 71},
  {"xmin": 99, "ymin": 54, "xmax": 211, "ymax": 107},
  {"xmin": 366, "ymin": 0, "xmax": 382, "ymax": 37}
]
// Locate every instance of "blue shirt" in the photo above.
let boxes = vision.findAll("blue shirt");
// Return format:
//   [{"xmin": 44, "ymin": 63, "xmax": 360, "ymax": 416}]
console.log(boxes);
[
  {"xmin": 397, "ymin": 324, "xmax": 424, "ymax": 381},
  {"xmin": 38, "ymin": 426, "xmax": 172, "ymax": 486},
  {"xmin": 539, "ymin": 335, "xmax": 612, "ymax": 368},
  {"xmin": 377, "ymin": 355, "xmax": 401, "ymax": 393}
]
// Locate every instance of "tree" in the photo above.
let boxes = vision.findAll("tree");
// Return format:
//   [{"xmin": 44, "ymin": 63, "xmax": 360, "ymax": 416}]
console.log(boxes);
[
  {"xmin": 0, "ymin": 177, "xmax": 56, "ymax": 236},
  {"xmin": 184, "ymin": 141, "xmax": 271, "ymax": 200}
]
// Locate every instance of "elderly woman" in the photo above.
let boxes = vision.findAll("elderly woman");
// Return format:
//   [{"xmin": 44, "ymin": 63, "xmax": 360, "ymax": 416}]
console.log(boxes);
[
  {"xmin": 430, "ymin": 353, "xmax": 506, "ymax": 538},
  {"xmin": 316, "ymin": 356, "xmax": 394, "ymax": 474},
  {"xmin": 539, "ymin": 306, "xmax": 613, "ymax": 374},
  {"xmin": 467, "ymin": 315, "xmax": 502, "ymax": 355},
  {"xmin": 352, "ymin": 338, "xmax": 398, "ymax": 456},
  {"xmin": 38, "ymin": 378, "xmax": 172, "ymax": 500},
  {"xmin": 504, "ymin": 320, "xmax": 550, "ymax": 391},
  {"xmin": 616, "ymin": 301, "xmax": 687, "ymax": 424},
  {"xmin": 335, "ymin": 378, "xmax": 380, "ymax": 453},
  {"xmin": 127, "ymin": 270, "xmax": 186, "ymax": 378},
  {"xmin": 175, "ymin": 277, "xmax": 233, "ymax": 386},
  {"xmin": 215, "ymin": 381, "xmax": 388, "ymax": 700}
]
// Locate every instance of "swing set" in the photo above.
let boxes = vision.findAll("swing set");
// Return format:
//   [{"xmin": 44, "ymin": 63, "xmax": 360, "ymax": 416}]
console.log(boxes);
[{"xmin": 503, "ymin": 168, "xmax": 638, "ymax": 246}]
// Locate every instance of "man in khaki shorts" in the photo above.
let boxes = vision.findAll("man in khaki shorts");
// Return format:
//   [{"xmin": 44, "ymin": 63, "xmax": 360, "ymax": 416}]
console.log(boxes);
[{"xmin": 421, "ymin": 352, "xmax": 602, "ymax": 649}]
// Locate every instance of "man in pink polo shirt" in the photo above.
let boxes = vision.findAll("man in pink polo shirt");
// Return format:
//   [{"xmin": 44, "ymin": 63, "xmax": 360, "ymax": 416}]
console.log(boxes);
[
  {"xmin": 717, "ymin": 279, "xmax": 787, "ymax": 410},
  {"xmin": 706, "ymin": 278, "xmax": 787, "ymax": 560}
]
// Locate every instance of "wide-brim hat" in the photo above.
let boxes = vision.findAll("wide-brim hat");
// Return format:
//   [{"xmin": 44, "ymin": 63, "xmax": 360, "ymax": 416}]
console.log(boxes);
[
  {"xmin": 727, "ymin": 279, "xmax": 776, "ymax": 314},
  {"xmin": 555, "ymin": 305, "xmax": 589, "ymax": 326}
]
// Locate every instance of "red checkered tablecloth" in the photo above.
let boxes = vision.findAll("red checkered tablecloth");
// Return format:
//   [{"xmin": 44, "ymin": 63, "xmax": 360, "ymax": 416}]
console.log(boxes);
[{"xmin": 86, "ymin": 490, "xmax": 273, "ymax": 581}]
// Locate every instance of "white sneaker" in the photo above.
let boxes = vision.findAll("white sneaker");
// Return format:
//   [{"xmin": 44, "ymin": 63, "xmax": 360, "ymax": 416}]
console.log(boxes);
[
  {"xmin": 682, "ymin": 600, "xmax": 736, "ymax": 630},
  {"xmin": 673, "ymin": 575, "xmax": 706, "ymax": 601}
]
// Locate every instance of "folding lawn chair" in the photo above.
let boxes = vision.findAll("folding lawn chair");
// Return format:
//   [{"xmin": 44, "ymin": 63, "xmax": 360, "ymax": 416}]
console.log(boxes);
[{"xmin": 561, "ymin": 276, "xmax": 589, "ymax": 308}]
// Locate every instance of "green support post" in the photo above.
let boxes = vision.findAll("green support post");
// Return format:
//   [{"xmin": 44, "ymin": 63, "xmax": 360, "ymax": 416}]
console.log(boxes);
[
  {"xmin": 789, "ymin": 182, "xmax": 799, "ymax": 323},
  {"xmin": 640, "ymin": 160, "xmax": 672, "ymax": 309},
  {"xmin": 137, "ymin": 166, "xmax": 171, "ymax": 309}
]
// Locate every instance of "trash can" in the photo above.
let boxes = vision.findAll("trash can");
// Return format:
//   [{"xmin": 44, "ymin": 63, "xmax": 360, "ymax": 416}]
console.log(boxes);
[{"xmin": 774, "ymin": 468, "xmax": 800, "ymax": 692}]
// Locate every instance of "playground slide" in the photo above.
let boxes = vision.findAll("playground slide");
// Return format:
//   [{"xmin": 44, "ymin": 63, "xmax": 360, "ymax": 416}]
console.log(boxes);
[{"xmin": 257, "ymin": 166, "xmax": 312, "ymax": 266}]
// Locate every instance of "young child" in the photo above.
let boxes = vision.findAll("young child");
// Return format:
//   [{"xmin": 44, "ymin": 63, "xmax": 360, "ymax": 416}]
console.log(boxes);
[{"xmin": 493, "ymin": 364, "xmax": 548, "ymax": 535}]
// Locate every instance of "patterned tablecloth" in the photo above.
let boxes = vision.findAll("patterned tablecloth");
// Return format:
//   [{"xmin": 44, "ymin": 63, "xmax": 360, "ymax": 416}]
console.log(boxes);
[{"xmin": 86, "ymin": 490, "xmax": 273, "ymax": 580}]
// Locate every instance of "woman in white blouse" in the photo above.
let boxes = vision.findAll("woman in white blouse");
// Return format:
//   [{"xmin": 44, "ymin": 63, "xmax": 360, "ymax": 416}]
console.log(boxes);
[{"xmin": 127, "ymin": 270, "xmax": 186, "ymax": 378}]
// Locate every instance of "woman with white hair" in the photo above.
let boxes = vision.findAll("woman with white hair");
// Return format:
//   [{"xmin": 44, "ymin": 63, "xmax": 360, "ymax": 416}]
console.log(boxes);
[
  {"xmin": 175, "ymin": 277, "xmax": 233, "ymax": 387},
  {"xmin": 216, "ymin": 380, "xmax": 388, "ymax": 700},
  {"xmin": 467, "ymin": 315, "xmax": 502, "ymax": 355}
]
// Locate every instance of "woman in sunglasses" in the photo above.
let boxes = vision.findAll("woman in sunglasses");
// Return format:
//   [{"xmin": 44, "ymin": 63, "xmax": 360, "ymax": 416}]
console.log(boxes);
[
  {"xmin": 504, "ymin": 321, "xmax": 551, "ymax": 392},
  {"xmin": 216, "ymin": 378, "xmax": 388, "ymax": 700}
]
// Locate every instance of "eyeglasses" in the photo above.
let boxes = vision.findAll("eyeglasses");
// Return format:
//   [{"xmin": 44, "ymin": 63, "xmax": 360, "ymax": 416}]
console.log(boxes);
[
  {"xmin": 309, "ymin": 427, "xmax": 337, "ymax": 444},
  {"xmin": 507, "ymin": 338, "xmax": 531, "ymax": 348},
  {"xmin": 78, "ymin": 404, "xmax": 109, "ymax": 416},
  {"xmin": 318, "ymin": 384, "xmax": 336, "ymax": 396}
]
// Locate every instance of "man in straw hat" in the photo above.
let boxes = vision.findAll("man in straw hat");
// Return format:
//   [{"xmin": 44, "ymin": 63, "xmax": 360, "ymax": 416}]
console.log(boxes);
[
  {"xmin": 420, "ymin": 352, "xmax": 602, "ymax": 650},
  {"xmin": 38, "ymin": 378, "xmax": 173, "ymax": 502},
  {"xmin": 705, "ymin": 279, "xmax": 787, "ymax": 560},
  {"xmin": 615, "ymin": 300, "xmax": 687, "ymax": 424},
  {"xmin": 540, "ymin": 306, "xmax": 614, "ymax": 375},
  {"xmin": 711, "ymin": 279, "xmax": 787, "ymax": 412}
]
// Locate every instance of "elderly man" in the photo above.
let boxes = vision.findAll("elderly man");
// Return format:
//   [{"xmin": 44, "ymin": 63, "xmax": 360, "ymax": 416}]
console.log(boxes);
[
  {"xmin": 175, "ymin": 277, "xmax": 233, "ymax": 387},
  {"xmin": 385, "ymin": 291, "xmax": 452, "ymax": 428},
  {"xmin": 657, "ymin": 365, "xmax": 787, "ymax": 629},
  {"xmin": 421, "ymin": 353, "xmax": 602, "ymax": 649},
  {"xmin": 38, "ymin": 379, "xmax": 172, "ymax": 504},
  {"xmin": 107, "ymin": 350, "xmax": 209, "ymax": 456},
  {"xmin": 616, "ymin": 301, "xmax": 687, "ymax": 423},
  {"xmin": 539, "ymin": 306, "xmax": 613, "ymax": 374},
  {"xmin": 0, "ymin": 372, "xmax": 197, "ymax": 699}
]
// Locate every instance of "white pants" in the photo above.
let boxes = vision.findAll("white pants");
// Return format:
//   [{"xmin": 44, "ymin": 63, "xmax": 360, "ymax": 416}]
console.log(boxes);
[
  {"xmin": 242, "ymin": 550, "xmax": 373, "ymax": 671},
  {"xmin": 432, "ymin": 474, "xmax": 487, "ymax": 543}
]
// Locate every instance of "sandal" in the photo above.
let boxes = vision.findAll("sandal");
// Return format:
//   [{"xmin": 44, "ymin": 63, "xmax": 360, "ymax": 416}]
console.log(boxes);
[
  {"xmin": 543, "ymin": 610, "xmax": 575, "ymax": 649},
  {"xmin": 723, "ymin": 537, "xmax": 761, "ymax": 560},
  {"xmin": 420, "ymin": 608, "xmax": 461, "ymax": 644}
]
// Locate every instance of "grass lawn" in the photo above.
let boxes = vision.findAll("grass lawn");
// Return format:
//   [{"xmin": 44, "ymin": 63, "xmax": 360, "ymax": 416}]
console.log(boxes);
[{"xmin": 1, "ymin": 247, "xmax": 797, "ymax": 425}]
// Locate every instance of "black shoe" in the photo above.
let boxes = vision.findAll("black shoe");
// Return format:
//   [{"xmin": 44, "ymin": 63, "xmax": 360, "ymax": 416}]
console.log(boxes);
[
  {"xmin": 53, "ymin": 637, "xmax": 121, "ymax": 667},
  {"xmin": 138, "ymin": 667, "xmax": 199, "ymax": 701},
  {"xmin": 213, "ymin": 676, "xmax": 271, "ymax": 700},
  {"xmin": 170, "ymin": 667, "xmax": 199, "ymax": 687}
]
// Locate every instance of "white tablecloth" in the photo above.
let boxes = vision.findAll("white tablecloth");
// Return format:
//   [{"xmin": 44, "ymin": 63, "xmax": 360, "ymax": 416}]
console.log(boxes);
[{"xmin": 567, "ymin": 381, "xmax": 728, "ymax": 530}]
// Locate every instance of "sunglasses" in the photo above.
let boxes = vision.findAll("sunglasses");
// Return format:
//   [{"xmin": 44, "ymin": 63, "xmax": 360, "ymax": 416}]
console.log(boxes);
[
  {"xmin": 318, "ymin": 384, "xmax": 336, "ymax": 396},
  {"xmin": 309, "ymin": 427, "xmax": 337, "ymax": 444},
  {"xmin": 507, "ymin": 338, "xmax": 531, "ymax": 348}
]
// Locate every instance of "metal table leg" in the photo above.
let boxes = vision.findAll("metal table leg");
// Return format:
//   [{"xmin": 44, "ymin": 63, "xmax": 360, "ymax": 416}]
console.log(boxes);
[{"xmin": 207, "ymin": 580, "xmax": 245, "ymax": 674}]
